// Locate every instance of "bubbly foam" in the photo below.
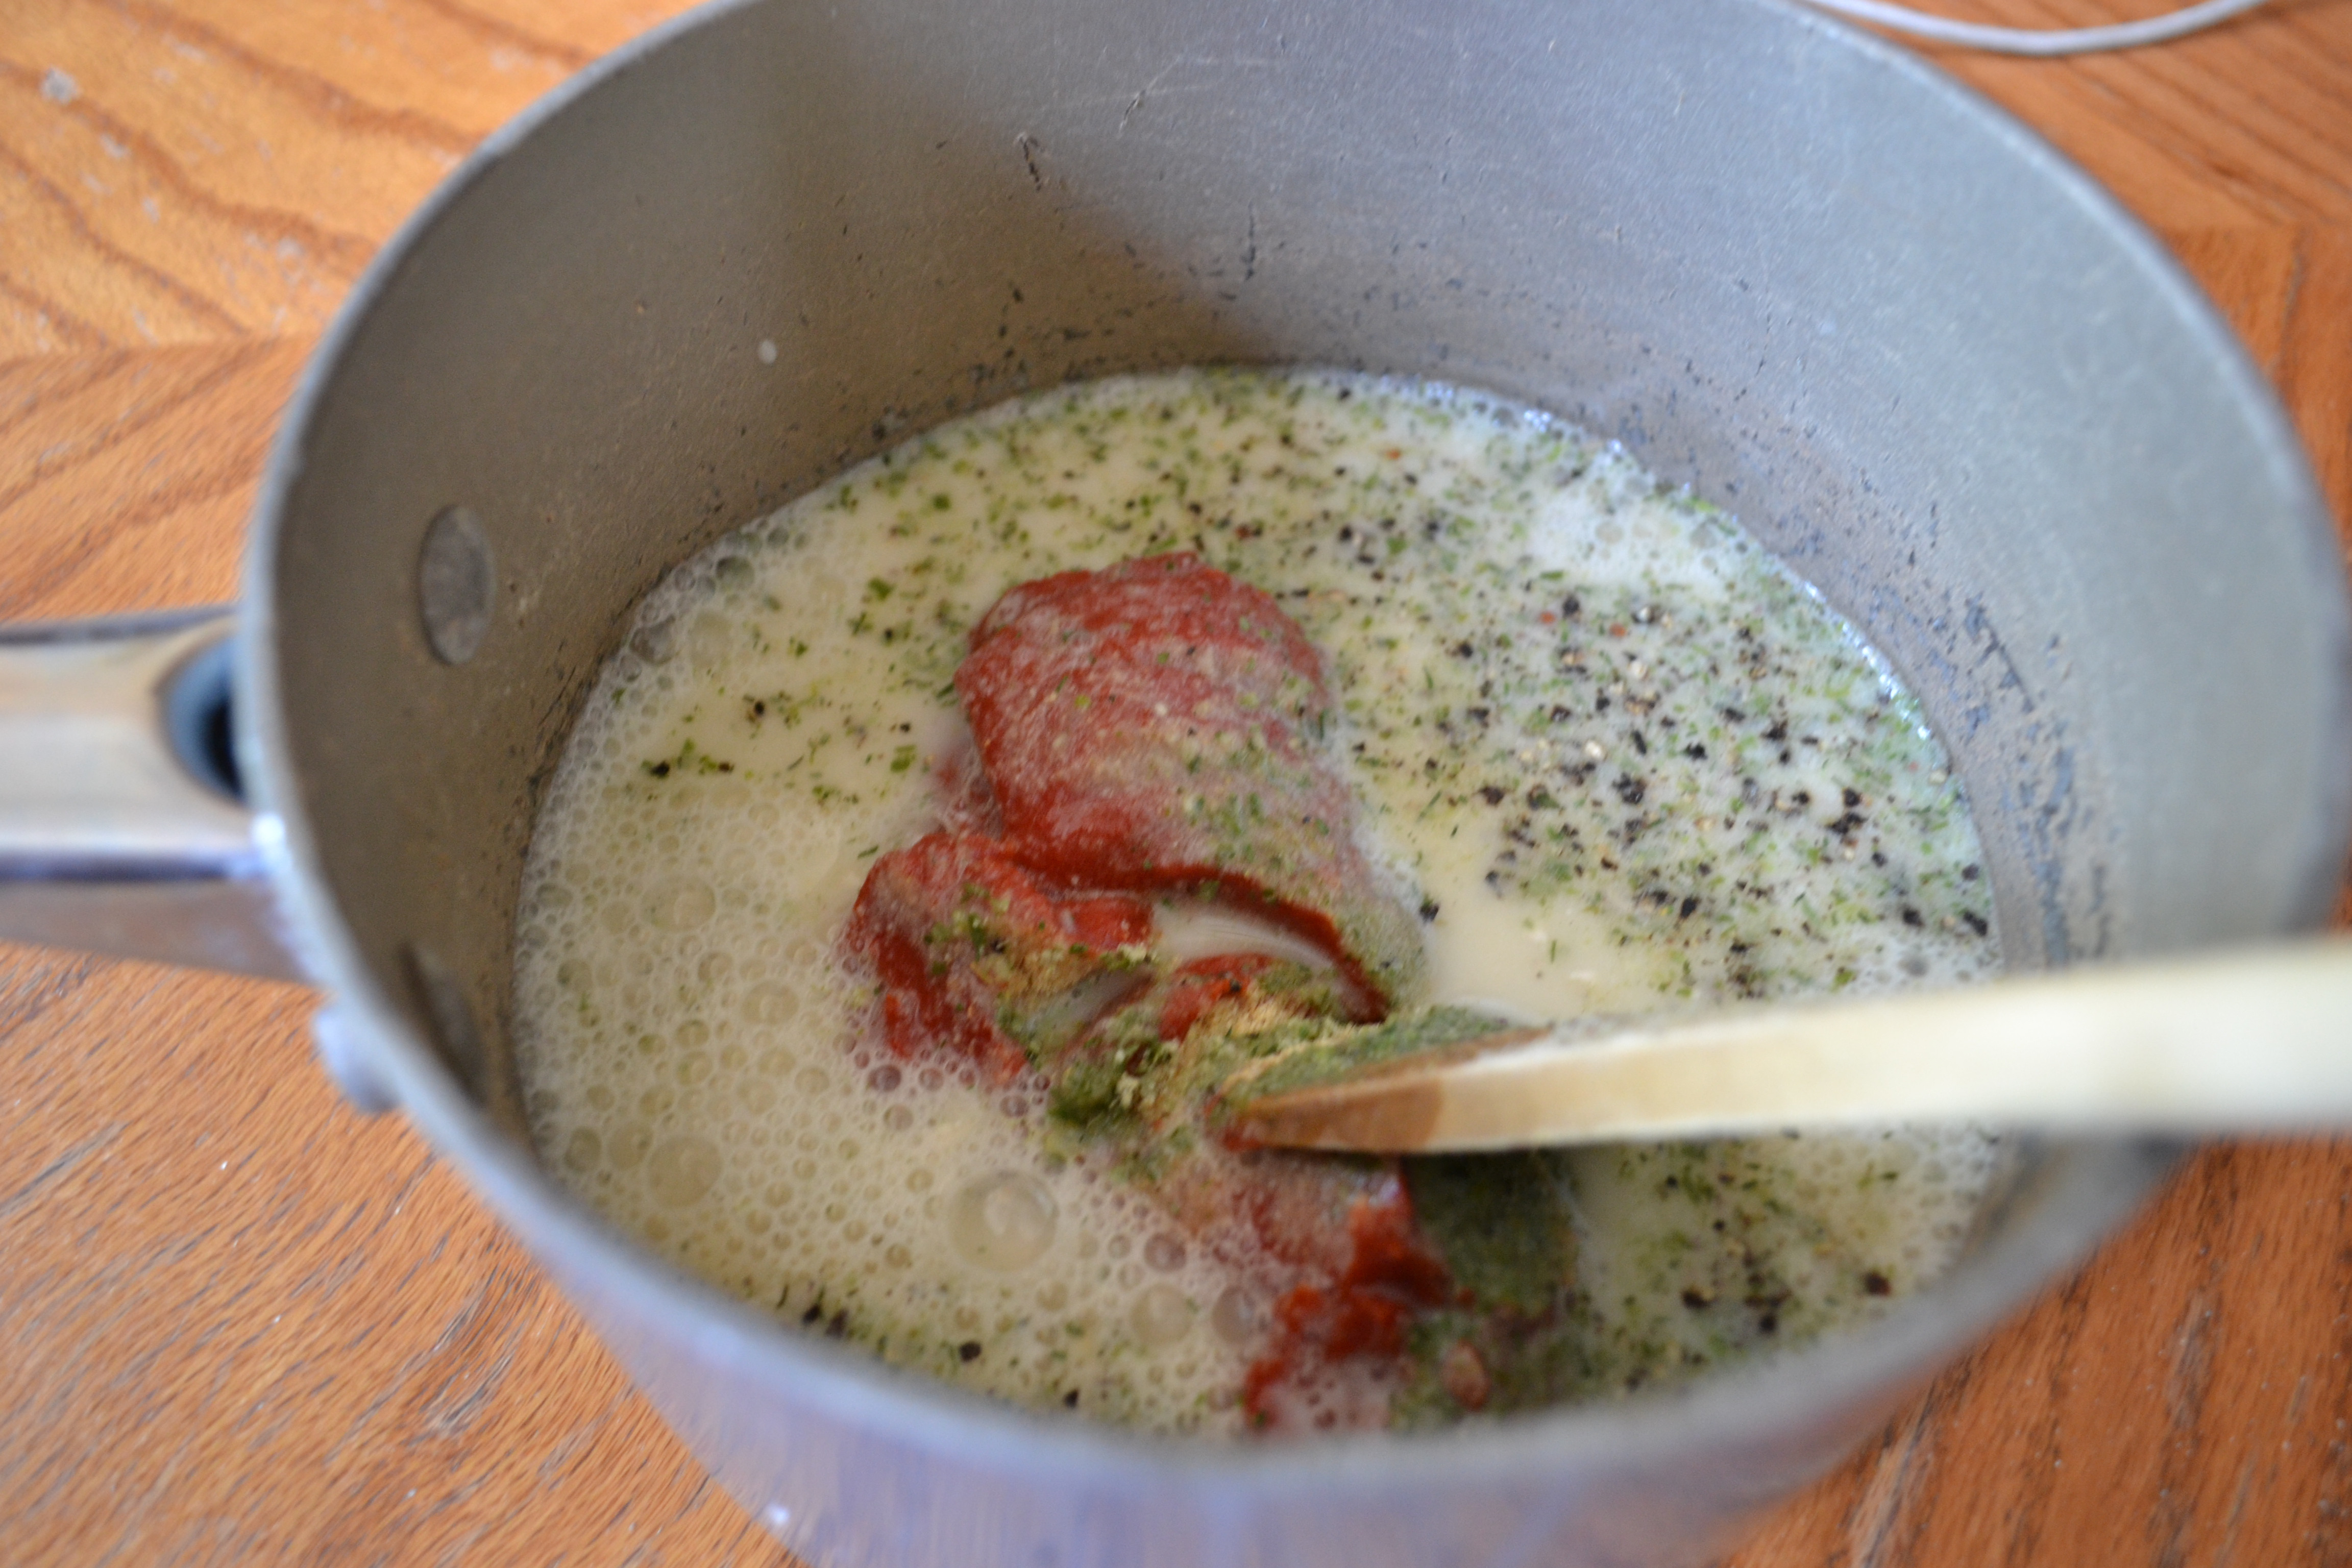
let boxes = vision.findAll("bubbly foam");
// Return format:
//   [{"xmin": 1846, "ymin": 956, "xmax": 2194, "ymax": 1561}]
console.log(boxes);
[{"xmin": 512, "ymin": 369, "xmax": 2005, "ymax": 1435}]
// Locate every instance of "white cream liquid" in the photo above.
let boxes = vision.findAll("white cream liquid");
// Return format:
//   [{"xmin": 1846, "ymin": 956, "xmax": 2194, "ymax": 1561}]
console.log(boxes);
[{"xmin": 511, "ymin": 370, "xmax": 2005, "ymax": 1435}]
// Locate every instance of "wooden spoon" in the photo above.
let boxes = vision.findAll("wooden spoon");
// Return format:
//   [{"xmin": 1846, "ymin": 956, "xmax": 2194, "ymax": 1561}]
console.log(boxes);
[{"xmin": 1224, "ymin": 938, "xmax": 2352, "ymax": 1153}]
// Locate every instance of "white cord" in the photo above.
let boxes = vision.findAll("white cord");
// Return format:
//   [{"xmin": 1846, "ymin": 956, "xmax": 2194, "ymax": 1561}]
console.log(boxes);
[{"xmin": 1793, "ymin": 0, "xmax": 2274, "ymax": 55}]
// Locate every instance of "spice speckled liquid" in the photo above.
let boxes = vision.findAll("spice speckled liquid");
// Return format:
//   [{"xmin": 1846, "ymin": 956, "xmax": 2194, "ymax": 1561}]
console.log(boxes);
[{"xmin": 511, "ymin": 370, "xmax": 2004, "ymax": 1435}]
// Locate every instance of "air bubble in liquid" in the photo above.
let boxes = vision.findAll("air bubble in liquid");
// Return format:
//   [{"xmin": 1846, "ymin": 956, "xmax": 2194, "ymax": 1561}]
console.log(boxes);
[
  {"xmin": 745, "ymin": 984, "xmax": 800, "ymax": 1025},
  {"xmin": 649, "ymin": 877, "xmax": 717, "ymax": 932},
  {"xmin": 1132, "ymin": 1285, "xmax": 1192, "ymax": 1348},
  {"xmin": 1210, "ymin": 1287, "xmax": 1261, "ymax": 1345},
  {"xmin": 949, "ymin": 1171, "xmax": 1058, "ymax": 1271},
  {"xmin": 648, "ymin": 1135, "xmax": 722, "ymax": 1206},
  {"xmin": 688, "ymin": 611, "xmax": 732, "ymax": 664},
  {"xmin": 630, "ymin": 619, "xmax": 679, "ymax": 663}
]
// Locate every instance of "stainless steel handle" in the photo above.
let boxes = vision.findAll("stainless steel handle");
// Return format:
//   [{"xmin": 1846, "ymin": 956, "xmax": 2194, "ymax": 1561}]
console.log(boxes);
[{"xmin": 0, "ymin": 609, "xmax": 306, "ymax": 982}]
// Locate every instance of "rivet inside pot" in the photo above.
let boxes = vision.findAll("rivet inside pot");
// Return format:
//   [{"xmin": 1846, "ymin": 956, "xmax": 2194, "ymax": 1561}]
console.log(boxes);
[{"xmin": 418, "ymin": 506, "xmax": 493, "ymax": 665}]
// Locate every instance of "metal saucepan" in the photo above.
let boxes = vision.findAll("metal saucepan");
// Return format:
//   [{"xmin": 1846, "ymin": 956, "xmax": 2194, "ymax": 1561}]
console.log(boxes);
[{"xmin": 3, "ymin": 0, "xmax": 2345, "ymax": 1563}]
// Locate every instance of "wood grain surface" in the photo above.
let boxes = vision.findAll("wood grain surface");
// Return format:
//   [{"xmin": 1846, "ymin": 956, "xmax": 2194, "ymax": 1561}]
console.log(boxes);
[{"xmin": 2, "ymin": 2, "xmax": 2348, "ymax": 1564}]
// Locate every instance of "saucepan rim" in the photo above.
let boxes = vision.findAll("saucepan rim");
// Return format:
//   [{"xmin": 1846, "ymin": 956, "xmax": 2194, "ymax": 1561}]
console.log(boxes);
[{"xmin": 234, "ymin": 0, "xmax": 2346, "ymax": 1497}]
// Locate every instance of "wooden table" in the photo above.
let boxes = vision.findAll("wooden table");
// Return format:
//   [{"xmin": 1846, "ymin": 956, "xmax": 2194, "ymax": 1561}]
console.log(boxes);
[{"xmin": 3, "ymin": 2, "xmax": 2348, "ymax": 1562}]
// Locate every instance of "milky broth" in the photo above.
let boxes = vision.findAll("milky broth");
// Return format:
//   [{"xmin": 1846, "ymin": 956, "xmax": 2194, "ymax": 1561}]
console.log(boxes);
[{"xmin": 510, "ymin": 369, "xmax": 2004, "ymax": 1435}]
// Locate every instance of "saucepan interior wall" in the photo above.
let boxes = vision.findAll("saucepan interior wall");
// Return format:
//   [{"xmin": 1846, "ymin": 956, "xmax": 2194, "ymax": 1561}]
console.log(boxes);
[{"xmin": 263, "ymin": 0, "xmax": 2332, "ymax": 1331}]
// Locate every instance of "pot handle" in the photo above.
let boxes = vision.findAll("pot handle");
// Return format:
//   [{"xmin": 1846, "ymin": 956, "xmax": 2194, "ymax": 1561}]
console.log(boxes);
[{"xmin": 0, "ymin": 608, "xmax": 306, "ymax": 983}]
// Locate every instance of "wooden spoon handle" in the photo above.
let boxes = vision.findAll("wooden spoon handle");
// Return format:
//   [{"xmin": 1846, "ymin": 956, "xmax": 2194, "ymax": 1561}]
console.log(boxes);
[{"xmin": 1232, "ymin": 938, "xmax": 2352, "ymax": 1153}]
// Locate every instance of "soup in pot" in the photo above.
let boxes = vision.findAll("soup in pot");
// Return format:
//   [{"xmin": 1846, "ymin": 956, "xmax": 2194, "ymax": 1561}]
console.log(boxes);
[{"xmin": 510, "ymin": 369, "xmax": 2002, "ymax": 1435}]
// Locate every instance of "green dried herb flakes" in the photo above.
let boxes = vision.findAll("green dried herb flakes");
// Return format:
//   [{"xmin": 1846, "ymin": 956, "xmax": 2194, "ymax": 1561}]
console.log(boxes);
[
  {"xmin": 1223, "ymin": 1005, "xmax": 1520, "ymax": 1103},
  {"xmin": 1404, "ymin": 1151, "xmax": 1576, "ymax": 1317}
]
